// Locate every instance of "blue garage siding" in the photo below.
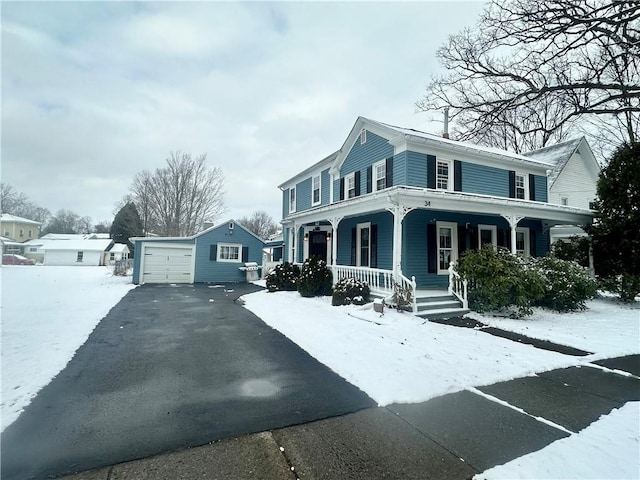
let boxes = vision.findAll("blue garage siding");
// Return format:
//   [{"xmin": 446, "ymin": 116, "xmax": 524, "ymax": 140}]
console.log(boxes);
[
  {"xmin": 194, "ymin": 224, "xmax": 264, "ymax": 283},
  {"xmin": 336, "ymin": 212, "xmax": 393, "ymax": 269},
  {"xmin": 132, "ymin": 238, "xmax": 194, "ymax": 284},
  {"xmin": 461, "ymin": 162, "xmax": 510, "ymax": 197}
]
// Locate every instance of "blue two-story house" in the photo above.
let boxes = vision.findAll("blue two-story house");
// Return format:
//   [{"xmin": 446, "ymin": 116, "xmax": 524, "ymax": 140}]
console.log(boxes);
[{"xmin": 278, "ymin": 117, "xmax": 594, "ymax": 316}]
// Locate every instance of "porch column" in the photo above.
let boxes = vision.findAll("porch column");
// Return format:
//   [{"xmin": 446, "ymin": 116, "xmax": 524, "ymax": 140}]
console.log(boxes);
[
  {"xmin": 501, "ymin": 214, "xmax": 525, "ymax": 254},
  {"xmin": 389, "ymin": 206, "xmax": 414, "ymax": 278},
  {"xmin": 328, "ymin": 216, "xmax": 343, "ymax": 266}
]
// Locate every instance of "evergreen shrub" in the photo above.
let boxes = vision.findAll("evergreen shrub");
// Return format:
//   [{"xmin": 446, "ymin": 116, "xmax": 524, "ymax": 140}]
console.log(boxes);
[
  {"xmin": 297, "ymin": 257, "xmax": 333, "ymax": 297},
  {"xmin": 265, "ymin": 262, "xmax": 300, "ymax": 292},
  {"xmin": 332, "ymin": 277, "xmax": 370, "ymax": 306},
  {"xmin": 533, "ymin": 256, "xmax": 597, "ymax": 311}
]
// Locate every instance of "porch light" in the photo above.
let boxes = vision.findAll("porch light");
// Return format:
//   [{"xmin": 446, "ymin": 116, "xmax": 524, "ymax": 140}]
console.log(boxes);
[
  {"xmin": 304, "ymin": 233, "xmax": 309, "ymax": 241},
  {"xmin": 326, "ymin": 232, "xmax": 331, "ymax": 240}
]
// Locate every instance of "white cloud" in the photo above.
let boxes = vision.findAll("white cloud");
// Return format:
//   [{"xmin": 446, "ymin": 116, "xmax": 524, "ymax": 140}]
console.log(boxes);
[{"xmin": 1, "ymin": 2, "xmax": 485, "ymax": 226}]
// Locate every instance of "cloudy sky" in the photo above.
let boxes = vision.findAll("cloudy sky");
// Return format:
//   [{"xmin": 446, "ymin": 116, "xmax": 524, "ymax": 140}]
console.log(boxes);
[{"xmin": 2, "ymin": 1, "xmax": 484, "ymax": 227}]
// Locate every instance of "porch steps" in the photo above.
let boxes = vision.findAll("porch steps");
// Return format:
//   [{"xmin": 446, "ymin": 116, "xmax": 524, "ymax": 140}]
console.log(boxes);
[{"xmin": 415, "ymin": 294, "xmax": 469, "ymax": 320}]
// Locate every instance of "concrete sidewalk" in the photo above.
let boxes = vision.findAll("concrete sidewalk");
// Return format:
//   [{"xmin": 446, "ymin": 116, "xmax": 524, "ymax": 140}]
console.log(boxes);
[{"xmin": 61, "ymin": 355, "xmax": 639, "ymax": 480}]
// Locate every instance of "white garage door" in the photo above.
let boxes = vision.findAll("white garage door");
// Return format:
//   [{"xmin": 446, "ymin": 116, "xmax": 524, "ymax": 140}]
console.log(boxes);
[{"xmin": 141, "ymin": 244, "xmax": 195, "ymax": 284}]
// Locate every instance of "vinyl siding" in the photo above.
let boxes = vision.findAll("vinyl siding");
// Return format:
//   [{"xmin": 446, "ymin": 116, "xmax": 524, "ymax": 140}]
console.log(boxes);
[
  {"xmin": 296, "ymin": 177, "xmax": 312, "ymax": 212},
  {"xmin": 194, "ymin": 226, "xmax": 264, "ymax": 283},
  {"xmin": 393, "ymin": 151, "xmax": 408, "ymax": 186},
  {"xmin": 336, "ymin": 212, "xmax": 393, "ymax": 269},
  {"xmin": 340, "ymin": 131, "xmax": 394, "ymax": 196},
  {"xmin": 405, "ymin": 151, "xmax": 428, "ymax": 188},
  {"xmin": 282, "ymin": 188, "xmax": 289, "ymax": 219},
  {"xmin": 321, "ymin": 168, "xmax": 331, "ymax": 205},
  {"xmin": 461, "ymin": 162, "xmax": 510, "ymax": 197}
]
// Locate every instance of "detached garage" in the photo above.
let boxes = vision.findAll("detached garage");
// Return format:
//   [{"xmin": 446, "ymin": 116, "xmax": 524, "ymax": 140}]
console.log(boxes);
[{"xmin": 131, "ymin": 220, "xmax": 265, "ymax": 285}]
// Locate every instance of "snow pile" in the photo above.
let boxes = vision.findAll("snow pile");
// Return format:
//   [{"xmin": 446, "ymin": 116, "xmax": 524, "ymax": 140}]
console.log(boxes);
[
  {"xmin": 476, "ymin": 402, "xmax": 640, "ymax": 479},
  {"xmin": 1, "ymin": 266, "xmax": 135, "ymax": 431},
  {"xmin": 242, "ymin": 291, "xmax": 584, "ymax": 406}
]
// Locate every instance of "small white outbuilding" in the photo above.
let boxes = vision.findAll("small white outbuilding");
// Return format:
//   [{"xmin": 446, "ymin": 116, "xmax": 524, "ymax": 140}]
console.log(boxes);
[{"xmin": 43, "ymin": 239, "xmax": 114, "ymax": 266}]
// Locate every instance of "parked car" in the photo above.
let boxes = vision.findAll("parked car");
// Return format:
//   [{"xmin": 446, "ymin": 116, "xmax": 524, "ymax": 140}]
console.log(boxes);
[{"xmin": 2, "ymin": 254, "xmax": 36, "ymax": 265}]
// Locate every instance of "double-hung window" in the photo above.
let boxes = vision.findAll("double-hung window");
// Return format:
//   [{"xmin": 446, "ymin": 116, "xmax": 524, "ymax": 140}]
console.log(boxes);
[
  {"xmin": 436, "ymin": 221, "xmax": 458, "ymax": 274},
  {"xmin": 77, "ymin": 251, "xmax": 84, "ymax": 262},
  {"xmin": 289, "ymin": 187, "xmax": 296, "ymax": 213},
  {"xmin": 312, "ymin": 174, "xmax": 321, "ymax": 206},
  {"xmin": 373, "ymin": 160, "xmax": 386, "ymax": 191},
  {"xmin": 217, "ymin": 243, "xmax": 241, "ymax": 262},
  {"xmin": 515, "ymin": 227, "xmax": 530, "ymax": 256},
  {"xmin": 436, "ymin": 160, "xmax": 451, "ymax": 190},
  {"xmin": 346, "ymin": 173, "xmax": 356, "ymax": 198},
  {"xmin": 515, "ymin": 173, "xmax": 528, "ymax": 199}
]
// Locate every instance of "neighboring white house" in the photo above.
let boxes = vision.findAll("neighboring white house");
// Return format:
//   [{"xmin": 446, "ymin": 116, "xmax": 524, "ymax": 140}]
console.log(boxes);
[
  {"xmin": 23, "ymin": 238, "xmax": 114, "ymax": 265},
  {"xmin": 525, "ymin": 137, "xmax": 600, "ymax": 243},
  {"xmin": 104, "ymin": 243, "xmax": 130, "ymax": 265}
]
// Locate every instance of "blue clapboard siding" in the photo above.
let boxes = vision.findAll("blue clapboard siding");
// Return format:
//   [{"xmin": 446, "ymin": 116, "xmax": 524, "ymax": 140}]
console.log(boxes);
[
  {"xmin": 519, "ymin": 219, "xmax": 550, "ymax": 256},
  {"xmin": 341, "ymin": 131, "xmax": 394, "ymax": 195},
  {"xmin": 336, "ymin": 212, "xmax": 393, "ymax": 269},
  {"xmin": 461, "ymin": 162, "xmax": 510, "ymax": 197},
  {"xmin": 321, "ymin": 168, "xmax": 331, "ymax": 205},
  {"xmin": 406, "ymin": 151, "xmax": 428, "ymax": 188},
  {"xmin": 393, "ymin": 151, "xmax": 407, "ymax": 186},
  {"xmin": 296, "ymin": 177, "xmax": 312, "ymax": 212},
  {"xmin": 534, "ymin": 175, "xmax": 548, "ymax": 202},
  {"xmin": 132, "ymin": 238, "xmax": 194, "ymax": 284},
  {"xmin": 282, "ymin": 188, "xmax": 290, "ymax": 219},
  {"xmin": 194, "ymin": 224, "xmax": 264, "ymax": 283},
  {"xmin": 283, "ymin": 227, "xmax": 290, "ymax": 262}
]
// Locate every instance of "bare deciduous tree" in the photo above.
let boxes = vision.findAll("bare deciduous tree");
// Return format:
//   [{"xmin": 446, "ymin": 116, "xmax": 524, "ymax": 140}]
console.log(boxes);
[
  {"xmin": 238, "ymin": 210, "xmax": 279, "ymax": 239},
  {"xmin": 42, "ymin": 209, "xmax": 92, "ymax": 235},
  {"xmin": 130, "ymin": 152, "xmax": 226, "ymax": 237},
  {"xmin": 417, "ymin": 0, "xmax": 640, "ymax": 154},
  {"xmin": 0, "ymin": 182, "xmax": 51, "ymax": 224}
]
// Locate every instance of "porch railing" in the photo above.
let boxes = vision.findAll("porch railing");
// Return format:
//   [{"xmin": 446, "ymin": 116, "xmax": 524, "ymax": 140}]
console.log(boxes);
[
  {"xmin": 397, "ymin": 271, "xmax": 418, "ymax": 314},
  {"xmin": 448, "ymin": 263, "xmax": 469, "ymax": 309}
]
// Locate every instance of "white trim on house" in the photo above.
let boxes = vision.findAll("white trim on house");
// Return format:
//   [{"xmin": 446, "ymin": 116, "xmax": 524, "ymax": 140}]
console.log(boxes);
[
  {"xmin": 436, "ymin": 158, "xmax": 454, "ymax": 191},
  {"xmin": 356, "ymin": 222, "xmax": 372, "ymax": 267},
  {"xmin": 345, "ymin": 172, "xmax": 357, "ymax": 198},
  {"xmin": 289, "ymin": 187, "xmax": 296, "ymax": 214},
  {"xmin": 515, "ymin": 172, "xmax": 529, "ymax": 200},
  {"xmin": 302, "ymin": 225, "xmax": 332, "ymax": 264},
  {"xmin": 312, "ymin": 173, "xmax": 321, "ymax": 206},
  {"xmin": 372, "ymin": 159, "xmax": 386, "ymax": 192}
]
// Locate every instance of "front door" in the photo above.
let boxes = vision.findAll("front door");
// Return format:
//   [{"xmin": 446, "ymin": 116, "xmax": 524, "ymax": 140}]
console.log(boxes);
[{"xmin": 308, "ymin": 231, "xmax": 327, "ymax": 262}]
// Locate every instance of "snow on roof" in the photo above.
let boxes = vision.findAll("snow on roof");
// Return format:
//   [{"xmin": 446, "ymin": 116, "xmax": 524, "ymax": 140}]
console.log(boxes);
[
  {"xmin": 24, "ymin": 238, "xmax": 113, "ymax": 251},
  {"xmin": 523, "ymin": 137, "xmax": 583, "ymax": 186},
  {"xmin": 365, "ymin": 117, "xmax": 556, "ymax": 167},
  {"xmin": 108, "ymin": 243, "xmax": 129, "ymax": 253},
  {"xmin": 0, "ymin": 214, "xmax": 42, "ymax": 225}
]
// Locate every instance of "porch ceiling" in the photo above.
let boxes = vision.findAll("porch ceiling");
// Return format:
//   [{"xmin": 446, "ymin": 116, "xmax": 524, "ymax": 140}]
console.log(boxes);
[{"xmin": 282, "ymin": 186, "xmax": 594, "ymax": 227}]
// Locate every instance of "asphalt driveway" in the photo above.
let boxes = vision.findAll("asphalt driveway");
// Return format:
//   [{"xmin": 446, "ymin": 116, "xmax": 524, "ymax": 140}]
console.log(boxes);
[{"xmin": 1, "ymin": 283, "xmax": 375, "ymax": 480}]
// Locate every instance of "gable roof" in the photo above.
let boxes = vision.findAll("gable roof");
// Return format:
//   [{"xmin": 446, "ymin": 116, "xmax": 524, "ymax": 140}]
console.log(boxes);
[
  {"xmin": 524, "ymin": 137, "xmax": 600, "ymax": 187},
  {"xmin": 330, "ymin": 116, "xmax": 555, "ymax": 176},
  {"xmin": 108, "ymin": 243, "xmax": 130, "ymax": 253},
  {"xmin": 38, "ymin": 239, "xmax": 114, "ymax": 252},
  {"xmin": 278, "ymin": 150, "xmax": 339, "ymax": 189},
  {"xmin": 129, "ymin": 219, "xmax": 267, "ymax": 244},
  {"xmin": 0, "ymin": 214, "xmax": 42, "ymax": 225}
]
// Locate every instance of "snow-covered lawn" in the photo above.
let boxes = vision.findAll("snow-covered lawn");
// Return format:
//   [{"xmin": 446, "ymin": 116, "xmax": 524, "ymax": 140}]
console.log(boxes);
[
  {"xmin": 1, "ymin": 266, "xmax": 135, "ymax": 431},
  {"xmin": 242, "ymin": 286, "xmax": 639, "ymax": 479}
]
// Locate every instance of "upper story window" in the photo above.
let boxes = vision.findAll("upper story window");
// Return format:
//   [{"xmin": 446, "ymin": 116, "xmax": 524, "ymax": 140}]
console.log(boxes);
[
  {"xmin": 312, "ymin": 174, "xmax": 321, "ymax": 206},
  {"xmin": 436, "ymin": 160, "xmax": 451, "ymax": 190},
  {"xmin": 360, "ymin": 129, "xmax": 367, "ymax": 144},
  {"xmin": 346, "ymin": 173, "xmax": 357, "ymax": 198},
  {"xmin": 515, "ymin": 173, "xmax": 528, "ymax": 199},
  {"xmin": 289, "ymin": 187, "xmax": 296, "ymax": 213},
  {"xmin": 373, "ymin": 160, "xmax": 386, "ymax": 191}
]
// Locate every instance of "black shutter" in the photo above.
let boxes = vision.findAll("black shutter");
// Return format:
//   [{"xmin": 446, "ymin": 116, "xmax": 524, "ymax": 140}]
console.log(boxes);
[
  {"xmin": 529, "ymin": 175, "xmax": 536, "ymax": 201},
  {"xmin": 454, "ymin": 160, "xmax": 462, "ymax": 192},
  {"xmin": 366, "ymin": 165, "xmax": 373, "ymax": 193},
  {"xmin": 427, "ymin": 155, "xmax": 436, "ymax": 189},
  {"xmin": 497, "ymin": 228, "xmax": 506, "ymax": 248},
  {"xmin": 508, "ymin": 171, "xmax": 516, "ymax": 198},
  {"xmin": 210, "ymin": 244, "xmax": 217, "ymax": 261},
  {"xmin": 529, "ymin": 230, "xmax": 537, "ymax": 257},
  {"xmin": 340, "ymin": 178, "xmax": 345, "ymax": 200},
  {"xmin": 385, "ymin": 157, "xmax": 394, "ymax": 188},
  {"xmin": 354, "ymin": 171, "xmax": 361, "ymax": 197},
  {"xmin": 371, "ymin": 224, "xmax": 378, "ymax": 268},
  {"xmin": 470, "ymin": 226, "xmax": 479, "ymax": 251},
  {"xmin": 458, "ymin": 225, "xmax": 467, "ymax": 256},
  {"xmin": 427, "ymin": 223, "xmax": 437, "ymax": 274},
  {"xmin": 351, "ymin": 227, "xmax": 357, "ymax": 266},
  {"xmin": 242, "ymin": 246, "xmax": 249, "ymax": 262}
]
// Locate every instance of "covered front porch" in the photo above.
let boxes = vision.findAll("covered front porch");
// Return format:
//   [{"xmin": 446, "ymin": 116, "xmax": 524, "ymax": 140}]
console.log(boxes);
[{"xmin": 283, "ymin": 186, "xmax": 593, "ymax": 314}]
